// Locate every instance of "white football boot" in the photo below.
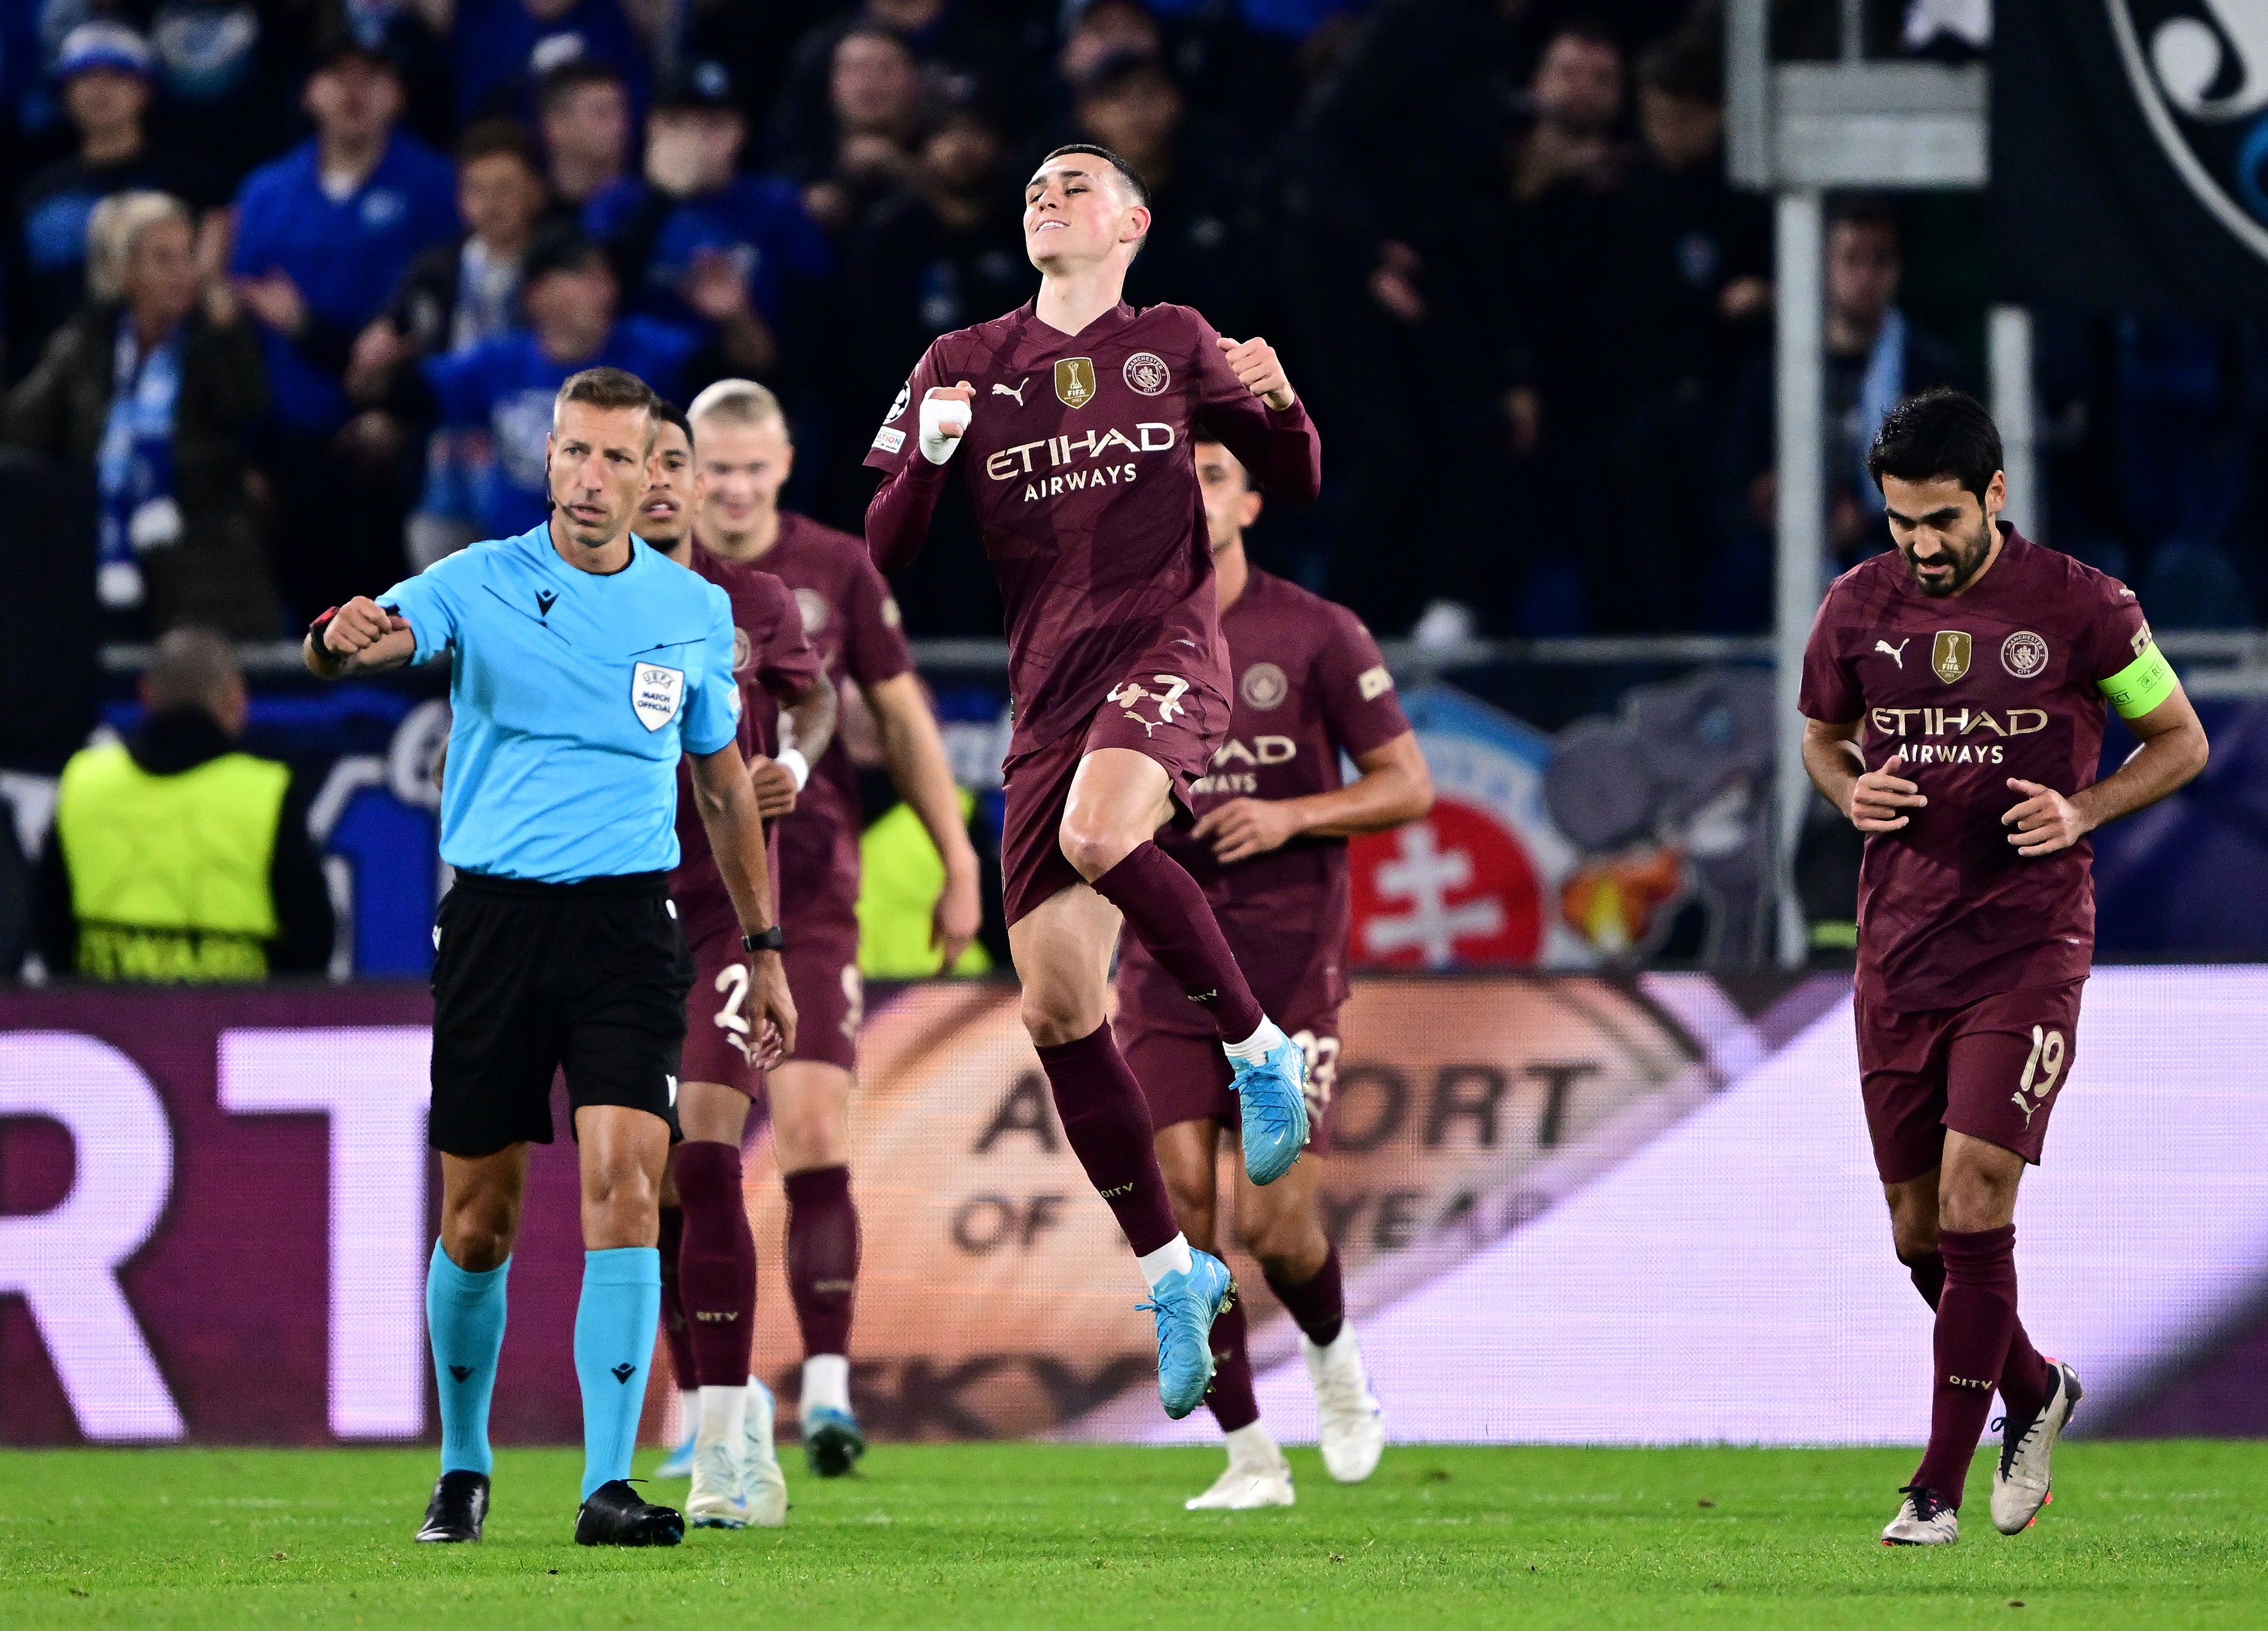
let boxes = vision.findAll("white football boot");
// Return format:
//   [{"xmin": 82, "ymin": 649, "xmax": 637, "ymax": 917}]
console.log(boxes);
[
  {"xmin": 685, "ymin": 1384, "xmax": 750, "ymax": 1529},
  {"xmin": 1992, "ymin": 1359, "xmax": 2082, "ymax": 1535},
  {"xmin": 1186, "ymin": 1425, "xmax": 1295, "ymax": 1510},
  {"xmin": 741, "ymin": 1376, "xmax": 789, "ymax": 1527},
  {"xmin": 1881, "ymin": 1485, "xmax": 1960, "ymax": 1546},
  {"xmin": 1302, "ymin": 1325, "xmax": 1385, "ymax": 1483}
]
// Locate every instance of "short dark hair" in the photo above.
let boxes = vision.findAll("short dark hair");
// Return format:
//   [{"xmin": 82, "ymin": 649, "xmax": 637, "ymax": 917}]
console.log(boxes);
[
  {"xmin": 457, "ymin": 116, "xmax": 541, "ymax": 173},
  {"xmin": 1828, "ymin": 191, "xmax": 1899, "ymax": 238},
  {"xmin": 1039, "ymin": 141, "xmax": 1149, "ymax": 206},
  {"xmin": 537, "ymin": 56, "xmax": 624, "ymax": 115},
  {"xmin": 523, "ymin": 220, "xmax": 606, "ymax": 284},
  {"xmin": 652, "ymin": 398, "xmax": 693, "ymax": 450},
  {"xmin": 1866, "ymin": 388, "xmax": 2003, "ymax": 502},
  {"xmin": 556, "ymin": 366, "xmax": 658, "ymax": 424},
  {"xmin": 1544, "ymin": 18, "xmax": 1623, "ymax": 58},
  {"xmin": 1637, "ymin": 25, "xmax": 1721, "ymax": 103}
]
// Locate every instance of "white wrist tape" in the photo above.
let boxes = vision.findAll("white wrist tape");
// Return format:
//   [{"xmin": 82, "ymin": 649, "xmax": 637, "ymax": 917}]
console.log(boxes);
[
  {"xmin": 776, "ymin": 747, "xmax": 809, "ymax": 792},
  {"xmin": 919, "ymin": 395, "xmax": 972, "ymax": 464}
]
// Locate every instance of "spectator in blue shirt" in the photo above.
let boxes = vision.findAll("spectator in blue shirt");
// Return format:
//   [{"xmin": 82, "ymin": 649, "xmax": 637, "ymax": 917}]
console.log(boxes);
[
  {"xmin": 13, "ymin": 23, "xmax": 227, "ymax": 376},
  {"xmin": 537, "ymin": 57, "xmax": 633, "ymax": 212},
  {"xmin": 585, "ymin": 61, "xmax": 828, "ymax": 384},
  {"xmin": 227, "ymin": 37, "xmax": 458, "ymax": 618},
  {"xmin": 421, "ymin": 223, "xmax": 698, "ymax": 542},
  {"xmin": 454, "ymin": 0, "xmax": 651, "ymax": 128}
]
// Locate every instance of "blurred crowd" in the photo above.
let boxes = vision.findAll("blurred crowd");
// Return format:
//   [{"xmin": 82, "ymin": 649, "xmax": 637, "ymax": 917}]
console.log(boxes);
[{"xmin": 2, "ymin": 0, "xmax": 2262, "ymax": 659}]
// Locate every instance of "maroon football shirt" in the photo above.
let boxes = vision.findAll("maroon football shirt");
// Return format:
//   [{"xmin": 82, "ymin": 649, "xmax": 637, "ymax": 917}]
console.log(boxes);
[
  {"xmin": 1118, "ymin": 568, "xmax": 1412, "ymax": 1024},
  {"xmin": 746, "ymin": 510, "xmax": 916, "ymax": 925},
  {"xmin": 670, "ymin": 539, "xmax": 825, "ymax": 940},
  {"xmin": 1798, "ymin": 528, "xmax": 2153, "ymax": 1012},
  {"xmin": 864, "ymin": 300, "xmax": 1322, "ymax": 758}
]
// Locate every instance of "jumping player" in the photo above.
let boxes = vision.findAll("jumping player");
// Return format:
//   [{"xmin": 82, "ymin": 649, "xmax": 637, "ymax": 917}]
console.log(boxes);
[
  {"xmin": 1115, "ymin": 439, "xmax": 1431, "ymax": 1508},
  {"xmin": 1799, "ymin": 389, "xmax": 2207, "ymax": 1545},
  {"xmin": 633, "ymin": 402, "xmax": 837, "ymax": 1527},
  {"xmin": 306, "ymin": 367, "xmax": 794, "ymax": 1547},
  {"xmin": 684, "ymin": 378, "xmax": 980, "ymax": 1476},
  {"xmin": 863, "ymin": 143, "xmax": 1322, "ymax": 1418}
]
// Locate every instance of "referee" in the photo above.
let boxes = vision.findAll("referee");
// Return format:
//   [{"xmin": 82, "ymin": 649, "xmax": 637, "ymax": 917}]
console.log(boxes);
[{"xmin": 306, "ymin": 367, "xmax": 794, "ymax": 1548}]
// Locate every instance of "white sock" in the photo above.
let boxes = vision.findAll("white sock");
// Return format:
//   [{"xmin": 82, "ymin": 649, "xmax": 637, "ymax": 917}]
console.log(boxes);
[
  {"xmin": 1137, "ymin": 1233, "xmax": 1195, "ymax": 1289},
  {"xmin": 1223, "ymin": 1017, "xmax": 1286, "ymax": 1065},
  {"xmin": 695, "ymin": 1383, "xmax": 746, "ymax": 1457},
  {"xmin": 1224, "ymin": 1420, "xmax": 1282, "ymax": 1468},
  {"xmin": 677, "ymin": 1387, "xmax": 700, "ymax": 1443},
  {"xmin": 802, "ymin": 1353, "xmax": 850, "ymax": 1417}
]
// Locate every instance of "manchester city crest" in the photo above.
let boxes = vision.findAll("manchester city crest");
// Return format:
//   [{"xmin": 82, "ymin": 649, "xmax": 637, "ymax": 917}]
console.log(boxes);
[
  {"xmin": 2109, "ymin": 3, "xmax": 2268, "ymax": 265},
  {"xmin": 1123, "ymin": 351, "xmax": 1171, "ymax": 395},
  {"xmin": 1054, "ymin": 357, "xmax": 1097, "ymax": 408}
]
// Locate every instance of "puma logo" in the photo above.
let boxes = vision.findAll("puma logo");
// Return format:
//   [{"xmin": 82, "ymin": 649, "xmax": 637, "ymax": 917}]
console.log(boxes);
[
  {"xmin": 1875, "ymin": 638, "xmax": 1909, "ymax": 669},
  {"xmin": 535, "ymin": 589, "xmax": 558, "ymax": 618},
  {"xmin": 993, "ymin": 379, "xmax": 1028, "ymax": 405}
]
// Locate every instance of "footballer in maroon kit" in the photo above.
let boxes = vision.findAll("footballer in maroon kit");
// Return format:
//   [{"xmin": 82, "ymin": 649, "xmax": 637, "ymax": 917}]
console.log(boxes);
[
  {"xmin": 864, "ymin": 141, "xmax": 1323, "ymax": 1419},
  {"xmin": 687, "ymin": 377, "xmax": 980, "ymax": 1477},
  {"xmin": 1114, "ymin": 439, "xmax": 1430, "ymax": 1508},
  {"xmin": 1799, "ymin": 390, "xmax": 2207, "ymax": 1546},
  {"xmin": 636, "ymin": 402, "xmax": 837, "ymax": 1529}
]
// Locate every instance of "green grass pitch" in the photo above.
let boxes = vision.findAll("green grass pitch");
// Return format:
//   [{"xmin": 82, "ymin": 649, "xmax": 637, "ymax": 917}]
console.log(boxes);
[{"xmin": 1, "ymin": 1442, "xmax": 2262, "ymax": 1628}]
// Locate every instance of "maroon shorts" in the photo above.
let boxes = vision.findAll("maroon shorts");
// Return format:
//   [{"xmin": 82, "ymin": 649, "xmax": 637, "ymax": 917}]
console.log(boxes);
[
  {"xmin": 680, "ymin": 918, "xmax": 768, "ymax": 1098},
  {"xmin": 1000, "ymin": 679, "xmax": 1229, "ymax": 928},
  {"xmin": 1114, "ymin": 1000, "xmax": 1342, "ymax": 1154},
  {"xmin": 1855, "ymin": 978, "xmax": 2085, "ymax": 1184},
  {"xmin": 781, "ymin": 901, "xmax": 862, "ymax": 1072}
]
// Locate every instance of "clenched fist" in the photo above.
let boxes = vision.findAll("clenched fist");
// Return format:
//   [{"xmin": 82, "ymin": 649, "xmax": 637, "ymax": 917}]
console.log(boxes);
[{"xmin": 1217, "ymin": 336, "xmax": 1296, "ymax": 411}]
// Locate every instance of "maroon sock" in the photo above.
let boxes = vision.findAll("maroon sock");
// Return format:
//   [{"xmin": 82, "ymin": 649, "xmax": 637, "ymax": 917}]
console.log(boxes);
[
  {"xmin": 784, "ymin": 1164, "xmax": 861, "ymax": 1360},
  {"xmin": 1904, "ymin": 1249, "xmax": 1947, "ymax": 1310},
  {"xmin": 1090, "ymin": 842, "xmax": 1264, "ymax": 1041},
  {"xmin": 657, "ymin": 1203, "xmax": 697, "ymax": 1390},
  {"xmin": 673, "ymin": 1140, "xmax": 756, "ymax": 1388},
  {"xmin": 1034, "ymin": 1023, "xmax": 1182, "ymax": 1257},
  {"xmin": 1907, "ymin": 1246, "xmax": 2051, "ymax": 1422},
  {"xmin": 1203, "ymin": 1293, "xmax": 1260, "ymax": 1433},
  {"xmin": 1264, "ymin": 1245, "xmax": 1346, "ymax": 1347},
  {"xmin": 1912, "ymin": 1225, "xmax": 2023, "ymax": 1505}
]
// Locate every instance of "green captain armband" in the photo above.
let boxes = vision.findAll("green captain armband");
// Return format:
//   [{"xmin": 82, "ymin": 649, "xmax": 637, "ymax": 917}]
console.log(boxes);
[{"xmin": 2098, "ymin": 640, "xmax": 2178, "ymax": 720}]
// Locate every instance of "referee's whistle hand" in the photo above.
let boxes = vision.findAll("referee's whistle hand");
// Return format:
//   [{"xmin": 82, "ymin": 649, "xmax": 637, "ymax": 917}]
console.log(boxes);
[{"xmin": 324, "ymin": 596, "xmax": 409, "ymax": 657}]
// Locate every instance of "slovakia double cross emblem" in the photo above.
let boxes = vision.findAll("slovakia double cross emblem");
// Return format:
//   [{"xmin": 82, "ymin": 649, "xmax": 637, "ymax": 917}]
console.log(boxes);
[{"xmin": 631, "ymin": 662, "xmax": 684, "ymax": 731}]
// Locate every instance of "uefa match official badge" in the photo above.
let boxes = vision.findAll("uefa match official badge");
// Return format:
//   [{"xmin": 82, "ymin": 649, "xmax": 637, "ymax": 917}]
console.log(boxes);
[
  {"xmin": 1054, "ymin": 357, "xmax": 1097, "ymax": 408},
  {"xmin": 1124, "ymin": 352, "xmax": 1171, "ymax": 395},
  {"xmin": 2002, "ymin": 630, "xmax": 2050, "ymax": 678},
  {"xmin": 631, "ymin": 662, "xmax": 685, "ymax": 731},
  {"xmin": 1931, "ymin": 630, "xmax": 1972, "ymax": 683}
]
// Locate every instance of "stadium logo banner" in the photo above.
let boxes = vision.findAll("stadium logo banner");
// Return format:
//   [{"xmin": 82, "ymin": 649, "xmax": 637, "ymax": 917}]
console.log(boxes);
[
  {"xmin": 7, "ymin": 974, "xmax": 2268, "ymax": 1447},
  {"xmin": 1996, "ymin": 1, "xmax": 2268, "ymax": 318}
]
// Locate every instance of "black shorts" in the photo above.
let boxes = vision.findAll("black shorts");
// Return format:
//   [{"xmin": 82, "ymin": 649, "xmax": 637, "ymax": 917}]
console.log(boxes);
[{"xmin": 429, "ymin": 870, "xmax": 693, "ymax": 1157}]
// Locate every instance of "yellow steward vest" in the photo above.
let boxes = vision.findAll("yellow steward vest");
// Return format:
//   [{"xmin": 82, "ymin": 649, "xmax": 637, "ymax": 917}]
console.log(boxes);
[{"xmin": 54, "ymin": 739, "xmax": 290, "ymax": 981}]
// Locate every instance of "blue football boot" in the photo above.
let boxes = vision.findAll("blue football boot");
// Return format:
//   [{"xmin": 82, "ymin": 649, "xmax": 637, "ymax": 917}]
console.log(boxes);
[
  {"xmin": 1229, "ymin": 1034, "xmax": 1311, "ymax": 1185},
  {"xmin": 654, "ymin": 1407, "xmax": 698, "ymax": 1479},
  {"xmin": 802, "ymin": 1402, "xmax": 868, "ymax": 1478},
  {"xmin": 1139, "ymin": 1250, "xmax": 1236, "ymax": 1419}
]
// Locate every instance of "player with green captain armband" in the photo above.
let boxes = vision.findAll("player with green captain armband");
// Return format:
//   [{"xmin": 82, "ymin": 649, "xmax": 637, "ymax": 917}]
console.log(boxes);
[{"xmin": 1796, "ymin": 388, "xmax": 2209, "ymax": 1550}]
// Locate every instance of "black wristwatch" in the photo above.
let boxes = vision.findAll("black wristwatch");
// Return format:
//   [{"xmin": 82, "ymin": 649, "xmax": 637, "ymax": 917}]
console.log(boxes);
[{"xmin": 742, "ymin": 926, "xmax": 785, "ymax": 953}]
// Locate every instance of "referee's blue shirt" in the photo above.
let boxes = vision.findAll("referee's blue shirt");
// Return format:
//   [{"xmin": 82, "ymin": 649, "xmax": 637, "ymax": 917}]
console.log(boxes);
[{"xmin": 379, "ymin": 521, "xmax": 742, "ymax": 883}]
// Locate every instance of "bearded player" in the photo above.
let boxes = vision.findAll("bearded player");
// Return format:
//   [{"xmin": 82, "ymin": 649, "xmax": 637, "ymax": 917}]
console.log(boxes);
[
  {"xmin": 1799, "ymin": 390, "xmax": 2207, "ymax": 1546},
  {"xmin": 635, "ymin": 402, "xmax": 838, "ymax": 1527},
  {"xmin": 864, "ymin": 143, "xmax": 1322, "ymax": 1418},
  {"xmin": 1116, "ymin": 440, "xmax": 1429, "ymax": 1508},
  {"xmin": 684, "ymin": 378, "xmax": 980, "ymax": 1476}
]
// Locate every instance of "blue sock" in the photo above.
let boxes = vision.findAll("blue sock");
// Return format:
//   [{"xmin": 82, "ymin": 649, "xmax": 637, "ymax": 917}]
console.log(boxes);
[
  {"xmin": 575, "ymin": 1246, "xmax": 661, "ymax": 1500},
  {"xmin": 426, "ymin": 1242, "xmax": 509, "ymax": 1477}
]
